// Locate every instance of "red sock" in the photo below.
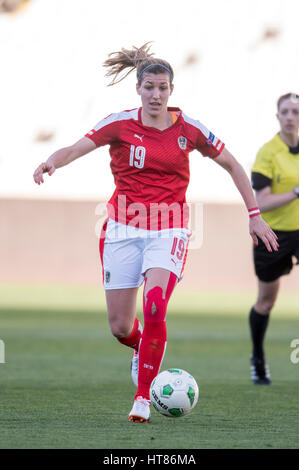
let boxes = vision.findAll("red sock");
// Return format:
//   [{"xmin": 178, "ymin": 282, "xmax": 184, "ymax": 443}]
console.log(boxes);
[
  {"xmin": 135, "ymin": 321, "xmax": 167, "ymax": 400},
  {"xmin": 135, "ymin": 273, "xmax": 177, "ymax": 400},
  {"xmin": 117, "ymin": 317, "xmax": 142, "ymax": 351}
]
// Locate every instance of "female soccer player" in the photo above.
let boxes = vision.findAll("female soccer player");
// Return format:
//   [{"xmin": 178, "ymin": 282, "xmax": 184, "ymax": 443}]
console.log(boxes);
[
  {"xmin": 249, "ymin": 93, "xmax": 299, "ymax": 385},
  {"xmin": 33, "ymin": 43, "xmax": 278, "ymax": 421}
]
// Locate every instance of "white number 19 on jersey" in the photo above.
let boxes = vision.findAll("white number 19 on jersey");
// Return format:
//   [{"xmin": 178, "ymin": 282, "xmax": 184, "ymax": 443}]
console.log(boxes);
[{"xmin": 129, "ymin": 145, "xmax": 146, "ymax": 169}]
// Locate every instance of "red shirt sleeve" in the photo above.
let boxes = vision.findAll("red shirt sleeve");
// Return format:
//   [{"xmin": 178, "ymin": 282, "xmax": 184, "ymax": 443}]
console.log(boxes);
[
  {"xmin": 196, "ymin": 126, "xmax": 225, "ymax": 158},
  {"xmin": 182, "ymin": 113, "xmax": 225, "ymax": 158},
  {"xmin": 85, "ymin": 113, "xmax": 121, "ymax": 147}
]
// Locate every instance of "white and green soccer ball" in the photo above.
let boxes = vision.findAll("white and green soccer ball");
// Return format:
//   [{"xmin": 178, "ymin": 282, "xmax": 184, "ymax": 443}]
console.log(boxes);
[{"xmin": 150, "ymin": 368, "xmax": 199, "ymax": 417}]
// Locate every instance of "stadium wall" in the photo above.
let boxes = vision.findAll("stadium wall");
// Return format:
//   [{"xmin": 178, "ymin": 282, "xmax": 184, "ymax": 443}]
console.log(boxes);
[{"xmin": 1, "ymin": 197, "xmax": 299, "ymax": 291}]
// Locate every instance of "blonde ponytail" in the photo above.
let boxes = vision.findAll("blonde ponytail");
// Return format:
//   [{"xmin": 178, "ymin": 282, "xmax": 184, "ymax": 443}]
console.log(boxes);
[{"xmin": 103, "ymin": 42, "xmax": 174, "ymax": 86}]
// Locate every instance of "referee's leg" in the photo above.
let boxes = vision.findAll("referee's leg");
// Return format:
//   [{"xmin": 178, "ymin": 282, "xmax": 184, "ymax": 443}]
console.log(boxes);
[
  {"xmin": 249, "ymin": 278, "xmax": 280, "ymax": 384},
  {"xmin": 255, "ymin": 278, "xmax": 280, "ymax": 315}
]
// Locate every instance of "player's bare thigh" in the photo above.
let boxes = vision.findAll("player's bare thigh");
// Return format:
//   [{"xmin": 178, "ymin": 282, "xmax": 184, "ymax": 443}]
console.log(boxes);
[
  {"xmin": 144, "ymin": 268, "xmax": 178, "ymax": 302},
  {"xmin": 106, "ymin": 268, "xmax": 178, "ymax": 338},
  {"xmin": 106, "ymin": 287, "xmax": 139, "ymax": 338}
]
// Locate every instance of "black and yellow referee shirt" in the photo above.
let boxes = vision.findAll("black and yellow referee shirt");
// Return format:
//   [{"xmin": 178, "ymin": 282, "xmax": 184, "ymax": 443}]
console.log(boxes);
[{"xmin": 251, "ymin": 134, "xmax": 299, "ymax": 231}]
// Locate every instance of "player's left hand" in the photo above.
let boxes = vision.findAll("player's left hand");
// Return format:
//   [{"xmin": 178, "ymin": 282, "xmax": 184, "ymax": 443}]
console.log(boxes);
[{"xmin": 249, "ymin": 216, "xmax": 279, "ymax": 252}]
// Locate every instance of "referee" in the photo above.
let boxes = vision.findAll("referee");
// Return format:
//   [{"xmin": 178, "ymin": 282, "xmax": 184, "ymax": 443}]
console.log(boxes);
[{"xmin": 249, "ymin": 92, "xmax": 299, "ymax": 385}]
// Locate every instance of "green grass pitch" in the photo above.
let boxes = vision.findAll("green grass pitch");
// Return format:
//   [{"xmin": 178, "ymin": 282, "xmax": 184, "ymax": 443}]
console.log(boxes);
[{"xmin": 0, "ymin": 283, "xmax": 298, "ymax": 449}]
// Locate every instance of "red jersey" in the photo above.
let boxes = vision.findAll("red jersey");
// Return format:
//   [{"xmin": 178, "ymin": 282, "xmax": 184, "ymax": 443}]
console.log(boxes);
[{"xmin": 85, "ymin": 107, "xmax": 224, "ymax": 229}]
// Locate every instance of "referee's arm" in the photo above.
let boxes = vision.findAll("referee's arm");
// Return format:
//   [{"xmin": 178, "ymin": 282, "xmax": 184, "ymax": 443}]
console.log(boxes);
[{"xmin": 251, "ymin": 172, "xmax": 297, "ymax": 213}]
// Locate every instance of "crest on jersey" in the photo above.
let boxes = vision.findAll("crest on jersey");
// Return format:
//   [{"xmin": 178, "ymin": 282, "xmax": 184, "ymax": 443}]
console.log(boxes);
[{"xmin": 178, "ymin": 136, "xmax": 187, "ymax": 150}]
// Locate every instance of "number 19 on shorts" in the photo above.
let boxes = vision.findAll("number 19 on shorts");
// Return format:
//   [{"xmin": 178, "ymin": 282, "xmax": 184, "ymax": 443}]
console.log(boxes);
[
  {"xmin": 171, "ymin": 237, "xmax": 185, "ymax": 261},
  {"xmin": 130, "ymin": 145, "xmax": 146, "ymax": 169}
]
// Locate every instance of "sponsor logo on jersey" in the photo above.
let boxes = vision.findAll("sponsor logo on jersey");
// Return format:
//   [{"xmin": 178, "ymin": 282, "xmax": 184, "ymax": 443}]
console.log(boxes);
[
  {"xmin": 134, "ymin": 133, "xmax": 144, "ymax": 142},
  {"xmin": 206, "ymin": 131, "xmax": 215, "ymax": 146},
  {"xmin": 178, "ymin": 136, "xmax": 187, "ymax": 150},
  {"xmin": 105, "ymin": 271, "xmax": 110, "ymax": 283}
]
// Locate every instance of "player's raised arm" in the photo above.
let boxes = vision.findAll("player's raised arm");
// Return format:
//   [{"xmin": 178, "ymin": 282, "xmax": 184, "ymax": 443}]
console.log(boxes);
[
  {"xmin": 212, "ymin": 147, "xmax": 279, "ymax": 252},
  {"xmin": 33, "ymin": 136, "xmax": 96, "ymax": 184}
]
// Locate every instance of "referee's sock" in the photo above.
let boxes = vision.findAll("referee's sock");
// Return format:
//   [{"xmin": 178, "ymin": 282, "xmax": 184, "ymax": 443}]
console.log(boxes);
[{"xmin": 249, "ymin": 307, "xmax": 270, "ymax": 360}]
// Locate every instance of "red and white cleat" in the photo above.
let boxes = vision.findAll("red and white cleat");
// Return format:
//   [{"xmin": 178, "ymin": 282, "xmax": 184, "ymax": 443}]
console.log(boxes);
[{"xmin": 129, "ymin": 396, "xmax": 151, "ymax": 423}]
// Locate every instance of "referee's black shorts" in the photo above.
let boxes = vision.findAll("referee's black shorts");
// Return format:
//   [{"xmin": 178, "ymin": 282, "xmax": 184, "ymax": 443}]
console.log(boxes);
[{"xmin": 254, "ymin": 230, "xmax": 299, "ymax": 282}]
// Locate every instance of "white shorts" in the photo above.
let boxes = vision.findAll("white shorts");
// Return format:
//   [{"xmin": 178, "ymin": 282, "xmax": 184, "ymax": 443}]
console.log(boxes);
[{"xmin": 100, "ymin": 219, "xmax": 191, "ymax": 290}]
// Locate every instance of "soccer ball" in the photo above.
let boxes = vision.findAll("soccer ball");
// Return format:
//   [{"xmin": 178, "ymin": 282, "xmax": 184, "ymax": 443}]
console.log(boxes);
[{"xmin": 150, "ymin": 368, "xmax": 199, "ymax": 417}]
